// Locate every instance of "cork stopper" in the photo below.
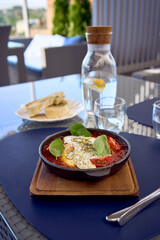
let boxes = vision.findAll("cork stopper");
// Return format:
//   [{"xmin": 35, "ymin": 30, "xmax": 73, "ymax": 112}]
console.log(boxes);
[{"xmin": 86, "ymin": 26, "xmax": 112, "ymax": 44}]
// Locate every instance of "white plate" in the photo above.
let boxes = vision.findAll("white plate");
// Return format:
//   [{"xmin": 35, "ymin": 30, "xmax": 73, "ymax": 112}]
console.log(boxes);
[{"xmin": 15, "ymin": 99, "xmax": 84, "ymax": 123}]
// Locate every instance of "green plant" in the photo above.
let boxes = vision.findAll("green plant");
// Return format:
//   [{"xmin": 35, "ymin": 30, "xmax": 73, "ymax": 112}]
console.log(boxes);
[
  {"xmin": 52, "ymin": 0, "xmax": 69, "ymax": 36},
  {"xmin": 68, "ymin": 0, "xmax": 91, "ymax": 38}
]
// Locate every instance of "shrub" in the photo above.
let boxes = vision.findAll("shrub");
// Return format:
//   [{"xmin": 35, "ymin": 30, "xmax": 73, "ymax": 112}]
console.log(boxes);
[
  {"xmin": 52, "ymin": 0, "xmax": 69, "ymax": 36},
  {"xmin": 68, "ymin": 0, "xmax": 91, "ymax": 38}
]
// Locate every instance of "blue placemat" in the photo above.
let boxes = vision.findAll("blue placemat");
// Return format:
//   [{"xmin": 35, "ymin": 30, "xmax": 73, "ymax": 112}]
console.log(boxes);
[
  {"xmin": 0, "ymin": 128, "xmax": 160, "ymax": 240},
  {"xmin": 127, "ymin": 98, "xmax": 159, "ymax": 127}
]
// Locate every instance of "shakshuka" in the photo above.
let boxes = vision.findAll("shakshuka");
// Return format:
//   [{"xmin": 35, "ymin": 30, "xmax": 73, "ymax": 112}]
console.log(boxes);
[{"xmin": 42, "ymin": 133, "xmax": 128, "ymax": 169}]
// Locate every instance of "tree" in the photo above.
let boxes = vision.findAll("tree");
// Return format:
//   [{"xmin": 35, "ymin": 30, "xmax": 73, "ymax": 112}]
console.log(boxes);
[
  {"xmin": 68, "ymin": 0, "xmax": 91, "ymax": 38},
  {"xmin": 52, "ymin": 0, "xmax": 69, "ymax": 36}
]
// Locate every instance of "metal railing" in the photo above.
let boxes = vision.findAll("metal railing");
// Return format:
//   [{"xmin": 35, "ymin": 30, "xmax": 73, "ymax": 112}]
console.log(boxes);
[{"xmin": 92, "ymin": 0, "xmax": 160, "ymax": 73}]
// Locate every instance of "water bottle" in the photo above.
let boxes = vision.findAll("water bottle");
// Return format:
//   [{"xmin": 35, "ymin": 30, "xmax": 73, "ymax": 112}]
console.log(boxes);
[{"xmin": 81, "ymin": 26, "xmax": 117, "ymax": 116}]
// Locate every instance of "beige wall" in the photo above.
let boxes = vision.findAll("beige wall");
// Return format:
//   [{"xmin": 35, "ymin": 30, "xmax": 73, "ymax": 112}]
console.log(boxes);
[
  {"xmin": 30, "ymin": 28, "xmax": 49, "ymax": 37},
  {"xmin": 29, "ymin": 0, "xmax": 54, "ymax": 37},
  {"xmin": 46, "ymin": 0, "xmax": 54, "ymax": 34}
]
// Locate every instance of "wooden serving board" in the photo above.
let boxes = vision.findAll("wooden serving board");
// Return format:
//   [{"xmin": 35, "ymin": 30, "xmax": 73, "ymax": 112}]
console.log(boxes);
[{"xmin": 30, "ymin": 158, "xmax": 139, "ymax": 196}]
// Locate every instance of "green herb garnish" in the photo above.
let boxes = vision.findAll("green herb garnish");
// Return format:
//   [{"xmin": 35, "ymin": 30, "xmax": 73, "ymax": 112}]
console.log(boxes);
[
  {"xmin": 70, "ymin": 123, "xmax": 92, "ymax": 137},
  {"xmin": 49, "ymin": 138, "xmax": 65, "ymax": 159},
  {"xmin": 93, "ymin": 135, "xmax": 111, "ymax": 157}
]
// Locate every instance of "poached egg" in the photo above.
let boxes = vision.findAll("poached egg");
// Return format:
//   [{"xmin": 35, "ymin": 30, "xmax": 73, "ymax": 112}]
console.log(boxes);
[{"xmin": 61, "ymin": 136, "xmax": 100, "ymax": 169}]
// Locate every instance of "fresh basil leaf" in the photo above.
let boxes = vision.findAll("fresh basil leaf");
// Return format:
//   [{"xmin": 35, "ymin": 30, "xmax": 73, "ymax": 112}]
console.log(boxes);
[
  {"xmin": 70, "ymin": 123, "xmax": 92, "ymax": 137},
  {"xmin": 49, "ymin": 138, "xmax": 65, "ymax": 159},
  {"xmin": 93, "ymin": 135, "xmax": 111, "ymax": 157}
]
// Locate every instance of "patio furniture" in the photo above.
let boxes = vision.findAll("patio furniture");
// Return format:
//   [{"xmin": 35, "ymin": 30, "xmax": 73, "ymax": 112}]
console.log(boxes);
[
  {"xmin": 0, "ymin": 26, "xmax": 27, "ymax": 86},
  {"xmin": 131, "ymin": 68, "xmax": 160, "ymax": 83},
  {"xmin": 0, "ymin": 25, "xmax": 11, "ymax": 86},
  {"xmin": 42, "ymin": 43, "xmax": 87, "ymax": 78},
  {"xmin": 8, "ymin": 41, "xmax": 27, "ymax": 84},
  {"xmin": 0, "ymin": 211, "xmax": 18, "ymax": 240},
  {"xmin": 8, "ymin": 34, "xmax": 85, "ymax": 82}
]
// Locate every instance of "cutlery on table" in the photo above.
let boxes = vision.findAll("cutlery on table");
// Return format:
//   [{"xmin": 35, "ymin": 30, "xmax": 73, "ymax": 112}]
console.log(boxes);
[{"xmin": 106, "ymin": 188, "xmax": 160, "ymax": 226}]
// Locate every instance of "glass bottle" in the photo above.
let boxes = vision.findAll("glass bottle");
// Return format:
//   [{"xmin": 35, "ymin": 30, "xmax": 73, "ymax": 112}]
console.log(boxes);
[{"xmin": 81, "ymin": 26, "xmax": 117, "ymax": 116}]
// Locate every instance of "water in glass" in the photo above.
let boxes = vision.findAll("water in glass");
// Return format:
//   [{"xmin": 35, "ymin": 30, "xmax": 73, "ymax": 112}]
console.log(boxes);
[
  {"xmin": 83, "ymin": 77, "xmax": 117, "ymax": 115},
  {"xmin": 152, "ymin": 100, "xmax": 160, "ymax": 138},
  {"xmin": 94, "ymin": 97, "xmax": 125, "ymax": 134}
]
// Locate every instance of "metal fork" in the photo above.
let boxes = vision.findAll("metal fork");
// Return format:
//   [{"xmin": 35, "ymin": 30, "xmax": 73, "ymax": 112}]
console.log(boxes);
[{"xmin": 106, "ymin": 188, "xmax": 160, "ymax": 226}]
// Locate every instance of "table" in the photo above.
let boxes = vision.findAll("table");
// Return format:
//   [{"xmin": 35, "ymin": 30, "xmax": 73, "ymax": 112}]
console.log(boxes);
[
  {"xmin": 0, "ymin": 74, "xmax": 160, "ymax": 240},
  {"xmin": 8, "ymin": 41, "xmax": 27, "ymax": 83},
  {"xmin": 0, "ymin": 74, "xmax": 159, "ymax": 139}
]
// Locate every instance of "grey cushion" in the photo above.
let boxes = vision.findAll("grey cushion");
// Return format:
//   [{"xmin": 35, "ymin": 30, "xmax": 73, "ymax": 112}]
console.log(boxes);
[{"xmin": 132, "ymin": 68, "xmax": 160, "ymax": 83}]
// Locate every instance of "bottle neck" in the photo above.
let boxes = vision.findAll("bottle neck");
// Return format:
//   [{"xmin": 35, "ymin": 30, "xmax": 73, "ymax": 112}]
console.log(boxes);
[{"xmin": 87, "ymin": 43, "xmax": 111, "ymax": 52}]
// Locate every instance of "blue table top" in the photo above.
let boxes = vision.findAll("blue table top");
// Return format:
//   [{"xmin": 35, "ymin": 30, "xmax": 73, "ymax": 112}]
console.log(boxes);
[
  {"xmin": 0, "ymin": 128, "xmax": 160, "ymax": 240},
  {"xmin": 127, "ymin": 98, "xmax": 159, "ymax": 127}
]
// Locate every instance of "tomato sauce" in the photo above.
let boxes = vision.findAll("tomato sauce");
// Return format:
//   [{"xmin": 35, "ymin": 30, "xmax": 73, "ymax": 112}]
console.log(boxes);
[
  {"xmin": 42, "ymin": 134, "xmax": 128, "ymax": 168},
  {"xmin": 42, "ymin": 141, "xmax": 65, "ymax": 166}
]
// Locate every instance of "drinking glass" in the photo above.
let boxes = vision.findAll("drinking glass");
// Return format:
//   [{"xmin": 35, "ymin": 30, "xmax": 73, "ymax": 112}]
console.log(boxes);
[
  {"xmin": 94, "ymin": 97, "xmax": 125, "ymax": 134},
  {"xmin": 152, "ymin": 100, "xmax": 160, "ymax": 138}
]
